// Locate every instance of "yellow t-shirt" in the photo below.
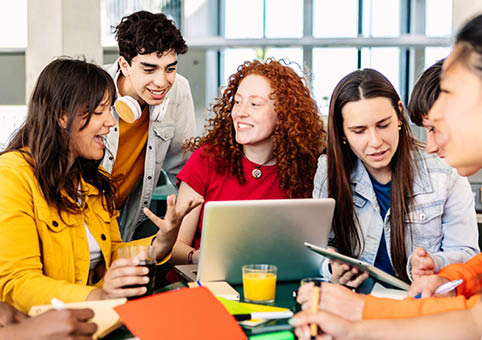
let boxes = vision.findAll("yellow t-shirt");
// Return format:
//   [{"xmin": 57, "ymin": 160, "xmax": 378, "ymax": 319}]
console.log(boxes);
[{"xmin": 112, "ymin": 106, "xmax": 149, "ymax": 209}]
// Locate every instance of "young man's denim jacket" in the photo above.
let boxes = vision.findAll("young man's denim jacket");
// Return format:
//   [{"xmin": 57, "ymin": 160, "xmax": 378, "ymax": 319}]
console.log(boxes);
[
  {"xmin": 102, "ymin": 61, "xmax": 196, "ymax": 241},
  {"xmin": 314, "ymin": 148, "xmax": 480, "ymax": 281}
]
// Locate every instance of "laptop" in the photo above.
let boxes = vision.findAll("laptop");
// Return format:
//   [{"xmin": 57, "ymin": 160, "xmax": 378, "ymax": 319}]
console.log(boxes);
[{"xmin": 175, "ymin": 198, "xmax": 335, "ymax": 284}]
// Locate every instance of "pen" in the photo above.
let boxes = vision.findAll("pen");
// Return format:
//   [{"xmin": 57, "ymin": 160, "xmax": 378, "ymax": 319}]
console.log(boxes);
[
  {"xmin": 51, "ymin": 298, "xmax": 65, "ymax": 310},
  {"xmin": 310, "ymin": 282, "xmax": 320, "ymax": 338},
  {"xmin": 196, "ymin": 280, "xmax": 203, "ymax": 287},
  {"xmin": 233, "ymin": 311, "xmax": 294, "ymax": 321},
  {"xmin": 414, "ymin": 279, "xmax": 463, "ymax": 299}
]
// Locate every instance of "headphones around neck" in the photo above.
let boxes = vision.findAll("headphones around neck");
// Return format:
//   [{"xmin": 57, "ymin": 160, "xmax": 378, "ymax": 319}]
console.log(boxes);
[{"xmin": 113, "ymin": 70, "xmax": 169, "ymax": 123}]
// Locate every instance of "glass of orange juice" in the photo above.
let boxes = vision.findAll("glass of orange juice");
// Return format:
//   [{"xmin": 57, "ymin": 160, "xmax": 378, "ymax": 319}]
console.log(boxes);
[{"xmin": 242, "ymin": 264, "xmax": 277, "ymax": 304}]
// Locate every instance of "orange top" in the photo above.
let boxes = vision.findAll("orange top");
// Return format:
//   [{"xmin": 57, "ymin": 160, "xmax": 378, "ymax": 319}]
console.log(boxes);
[
  {"xmin": 111, "ymin": 106, "xmax": 149, "ymax": 209},
  {"xmin": 363, "ymin": 253, "xmax": 482, "ymax": 319},
  {"xmin": 362, "ymin": 293, "xmax": 480, "ymax": 320},
  {"xmin": 438, "ymin": 253, "xmax": 482, "ymax": 298}
]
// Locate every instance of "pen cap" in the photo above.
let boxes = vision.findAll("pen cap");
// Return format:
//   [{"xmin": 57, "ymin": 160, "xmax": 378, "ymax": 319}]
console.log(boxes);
[{"xmin": 249, "ymin": 331, "xmax": 295, "ymax": 340}]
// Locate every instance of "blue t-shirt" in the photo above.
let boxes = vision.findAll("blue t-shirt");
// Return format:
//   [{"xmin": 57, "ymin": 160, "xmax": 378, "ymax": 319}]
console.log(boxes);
[{"xmin": 368, "ymin": 173, "xmax": 396, "ymax": 277}]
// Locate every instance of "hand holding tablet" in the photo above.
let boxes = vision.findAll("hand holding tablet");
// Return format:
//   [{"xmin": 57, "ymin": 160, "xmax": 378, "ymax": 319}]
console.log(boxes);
[{"xmin": 304, "ymin": 242, "xmax": 410, "ymax": 291}]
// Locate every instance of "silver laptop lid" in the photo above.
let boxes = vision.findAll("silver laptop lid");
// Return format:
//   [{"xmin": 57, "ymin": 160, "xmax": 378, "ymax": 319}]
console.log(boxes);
[{"xmin": 197, "ymin": 198, "xmax": 335, "ymax": 284}]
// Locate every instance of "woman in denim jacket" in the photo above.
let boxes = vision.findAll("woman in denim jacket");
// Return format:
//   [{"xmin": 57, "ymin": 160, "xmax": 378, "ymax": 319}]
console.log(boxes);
[{"xmin": 314, "ymin": 68, "xmax": 479, "ymax": 287}]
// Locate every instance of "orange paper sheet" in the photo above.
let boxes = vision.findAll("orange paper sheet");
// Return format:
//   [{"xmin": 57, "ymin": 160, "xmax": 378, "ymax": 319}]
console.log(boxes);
[{"xmin": 114, "ymin": 287, "xmax": 247, "ymax": 340}]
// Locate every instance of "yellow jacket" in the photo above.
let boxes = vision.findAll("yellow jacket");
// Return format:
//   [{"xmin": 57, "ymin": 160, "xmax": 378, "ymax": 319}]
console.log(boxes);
[{"xmin": 0, "ymin": 151, "xmax": 164, "ymax": 312}]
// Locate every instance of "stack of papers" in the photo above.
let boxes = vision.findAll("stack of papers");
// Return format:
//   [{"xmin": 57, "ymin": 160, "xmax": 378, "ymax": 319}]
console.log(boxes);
[
  {"xmin": 370, "ymin": 282, "xmax": 408, "ymax": 300},
  {"xmin": 217, "ymin": 297, "xmax": 292, "ymax": 327},
  {"xmin": 187, "ymin": 281, "xmax": 240, "ymax": 300}
]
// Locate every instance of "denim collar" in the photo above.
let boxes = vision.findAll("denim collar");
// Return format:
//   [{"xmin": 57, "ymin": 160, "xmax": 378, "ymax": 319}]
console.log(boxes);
[{"xmin": 351, "ymin": 148, "xmax": 432, "ymax": 205}]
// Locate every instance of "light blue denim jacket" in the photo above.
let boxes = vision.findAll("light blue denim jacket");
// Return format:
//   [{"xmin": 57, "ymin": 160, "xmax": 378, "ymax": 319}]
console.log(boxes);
[
  {"xmin": 314, "ymin": 148, "xmax": 480, "ymax": 281},
  {"xmin": 101, "ymin": 62, "xmax": 196, "ymax": 241}
]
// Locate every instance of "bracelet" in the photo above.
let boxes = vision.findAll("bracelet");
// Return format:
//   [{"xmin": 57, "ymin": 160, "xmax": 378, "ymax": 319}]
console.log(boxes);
[{"xmin": 187, "ymin": 249, "xmax": 195, "ymax": 264}]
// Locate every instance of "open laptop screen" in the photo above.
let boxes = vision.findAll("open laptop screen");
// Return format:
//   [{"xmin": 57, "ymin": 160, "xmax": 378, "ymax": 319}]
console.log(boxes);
[{"xmin": 192, "ymin": 198, "xmax": 335, "ymax": 284}]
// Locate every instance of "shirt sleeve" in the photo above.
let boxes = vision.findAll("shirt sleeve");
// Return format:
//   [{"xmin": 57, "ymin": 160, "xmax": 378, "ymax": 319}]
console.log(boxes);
[
  {"xmin": 163, "ymin": 76, "xmax": 196, "ymax": 186},
  {"xmin": 0, "ymin": 164, "xmax": 94, "ymax": 313},
  {"xmin": 438, "ymin": 253, "xmax": 482, "ymax": 298},
  {"xmin": 425, "ymin": 173, "xmax": 479, "ymax": 273},
  {"xmin": 177, "ymin": 147, "xmax": 211, "ymax": 197},
  {"xmin": 362, "ymin": 293, "xmax": 480, "ymax": 319}
]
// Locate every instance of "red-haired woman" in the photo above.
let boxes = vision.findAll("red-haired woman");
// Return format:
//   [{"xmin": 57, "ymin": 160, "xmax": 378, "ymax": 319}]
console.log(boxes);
[{"xmin": 171, "ymin": 58, "xmax": 326, "ymax": 265}]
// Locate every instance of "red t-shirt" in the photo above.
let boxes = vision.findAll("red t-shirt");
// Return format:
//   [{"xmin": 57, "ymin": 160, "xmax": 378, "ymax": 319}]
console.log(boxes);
[{"xmin": 177, "ymin": 146, "xmax": 288, "ymax": 249}]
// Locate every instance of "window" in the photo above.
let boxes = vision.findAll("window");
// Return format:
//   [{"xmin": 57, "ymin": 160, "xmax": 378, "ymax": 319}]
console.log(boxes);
[
  {"xmin": 361, "ymin": 47, "xmax": 401, "ymax": 94},
  {"xmin": 265, "ymin": 0, "xmax": 303, "ymax": 38},
  {"xmin": 0, "ymin": 0, "xmax": 27, "ymax": 48},
  {"xmin": 313, "ymin": 48, "xmax": 358, "ymax": 114},
  {"xmin": 362, "ymin": 0, "xmax": 400, "ymax": 37},
  {"xmin": 426, "ymin": 0, "xmax": 452, "ymax": 37},
  {"xmin": 224, "ymin": 0, "xmax": 264, "ymax": 39},
  {"xmin": 223, "ymin": 0, "xmax": 303, "ymax": 84},
  {"xmin": 0, "ymin": 106, "xmax": 27, "ymax": 150},
  {"xmin": 313, "ymin": 0, "xmax": 358, "ymax": 38},
  {"xmin": 222, "ymin": 48, "xmax": 303, "ymax": 85},
  {"xmin": 425, "ymin": 47, "xmax": 450, "ymax": 69},
  {"xmin": 222, "ymin": 49, "xmax": 258, "ymax": 83},
  {"xmin": 101, "ymin": 0, "xmax": 182, "ymax": 46}
]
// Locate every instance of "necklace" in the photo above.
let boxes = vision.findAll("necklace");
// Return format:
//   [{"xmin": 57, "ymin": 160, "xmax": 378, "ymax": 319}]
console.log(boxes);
[{"xmin": 249, "ymin": 154, "xmax": 276, "ymax": 179}]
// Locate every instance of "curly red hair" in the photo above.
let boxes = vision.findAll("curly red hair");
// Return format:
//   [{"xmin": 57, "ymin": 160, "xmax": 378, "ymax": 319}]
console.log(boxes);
[{"xmin": 184, "ymin": 58, "xmax": 326, "ymax": 198}]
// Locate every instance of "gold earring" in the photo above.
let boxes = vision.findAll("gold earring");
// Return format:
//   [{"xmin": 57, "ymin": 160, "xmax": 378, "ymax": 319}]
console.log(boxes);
[
  {"xmin": 342, "ymin": 138, "xmax": 347, "ymax": 145},
  {"xmin": 398, "ymin": 124, "xmax": 402, "ymax": 131}
]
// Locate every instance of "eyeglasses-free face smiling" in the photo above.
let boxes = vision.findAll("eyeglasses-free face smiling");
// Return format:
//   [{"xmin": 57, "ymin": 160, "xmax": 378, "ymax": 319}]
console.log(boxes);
[
  {"xmin": 342, "ymin": 97, "xmax": 401, "ymax": 183},
  {"xmin": 66, "ymin": 92, "xmax": 116, "ymax": 163},
  {"xmin": 118, "ymin": 50, "xmax": 177, "ymax": 107},
  {"xmin": 429, "ymin": 50, "xmax": 482, "ymax": 170},
  {"xmin": 231, "ymin": 74, "xmax": 278, "ymax": 154}
]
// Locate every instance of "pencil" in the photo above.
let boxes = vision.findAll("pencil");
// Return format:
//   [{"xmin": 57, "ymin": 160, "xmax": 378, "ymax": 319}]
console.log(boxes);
[{"xmin": 310, "ymin": 284, "xmax": 320, "ymax": 338}]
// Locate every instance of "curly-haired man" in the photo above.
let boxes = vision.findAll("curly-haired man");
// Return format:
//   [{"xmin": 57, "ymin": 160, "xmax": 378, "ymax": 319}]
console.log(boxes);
[{"xmin": 102, "ymin": 11, "xmax": 196, "ymax": 241}]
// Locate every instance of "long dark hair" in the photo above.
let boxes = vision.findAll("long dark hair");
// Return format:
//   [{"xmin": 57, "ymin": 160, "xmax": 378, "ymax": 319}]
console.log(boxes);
[
  {"xmin": 3, "ymin": 58, "xmax": 117, "ymax": 216},
  {"xmin": 184, "ymin": 59, "xmax": 326, "ymax": 198},
  {"xmin": 327, "ymin": 68, "xmax": 415, "ymax": 280}
]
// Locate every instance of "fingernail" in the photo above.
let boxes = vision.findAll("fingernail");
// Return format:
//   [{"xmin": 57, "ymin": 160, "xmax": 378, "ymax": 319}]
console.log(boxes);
[{"xmin": 288, "ymin": 317, "xmax": 299, "ymax": 326}]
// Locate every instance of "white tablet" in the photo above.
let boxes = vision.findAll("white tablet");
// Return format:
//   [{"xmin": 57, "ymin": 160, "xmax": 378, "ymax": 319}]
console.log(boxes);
[{"xmin": 304, "ymin": 242, "xmax": 410, "ymax": 291}]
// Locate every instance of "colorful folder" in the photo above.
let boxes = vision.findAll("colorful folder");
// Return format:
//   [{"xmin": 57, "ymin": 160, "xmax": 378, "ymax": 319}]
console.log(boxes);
[{"xmin": 114, "ymin": 287, "xmax": 247, "ymax": 340}]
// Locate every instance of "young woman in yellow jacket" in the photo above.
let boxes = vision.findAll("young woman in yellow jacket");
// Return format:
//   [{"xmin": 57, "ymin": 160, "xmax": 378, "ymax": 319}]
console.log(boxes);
[{"xmin": 0, "ymin": 58, "xmax": 199, "ymax": 313}]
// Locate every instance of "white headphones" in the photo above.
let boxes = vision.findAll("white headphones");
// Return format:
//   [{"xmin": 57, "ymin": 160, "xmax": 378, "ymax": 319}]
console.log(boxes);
[{"xmin": 113, "ymin": 70, "xmax": 169, "ymax": 123}]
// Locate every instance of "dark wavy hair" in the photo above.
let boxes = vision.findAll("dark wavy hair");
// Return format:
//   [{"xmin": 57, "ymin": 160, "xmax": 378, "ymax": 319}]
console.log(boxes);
[
  {"xmin": 115, "ymin": 10, "xmax": 187, "ymax": 64},
  {"xmin": 3, "ymin": 58, "xmax": 117, "ymax": 216},
  {"xmin": 408, "ymin": 59, "xmax": 444, "ymax": 126},
  {"xmin": 327, "ymin": 68, "xmax": 416, "ymax": 280},
  {"xmin": 184, "ymin": 58, "xmax": 326, "ymax": 198}
]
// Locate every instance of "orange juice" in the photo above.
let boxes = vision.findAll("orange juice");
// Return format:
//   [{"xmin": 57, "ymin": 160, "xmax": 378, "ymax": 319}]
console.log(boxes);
[{"xmin": 242, "ymin": 272, "xmax": 277, "ymax": 303}]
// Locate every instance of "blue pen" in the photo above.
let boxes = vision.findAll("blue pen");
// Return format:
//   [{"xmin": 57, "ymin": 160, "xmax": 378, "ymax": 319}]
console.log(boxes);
[
  {"xmin": 196, "ymin": 280, "xmax": 203, "ymax": 287},
  {"xmin": 414, "ymin": 279, "xmax": 463, "ymax": 299}
]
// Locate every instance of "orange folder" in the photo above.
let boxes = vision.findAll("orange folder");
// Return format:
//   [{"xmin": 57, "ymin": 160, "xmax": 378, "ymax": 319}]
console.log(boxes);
[{"xmin": 114, "ymin": 286, "xmax": 247, "ymax": 340}]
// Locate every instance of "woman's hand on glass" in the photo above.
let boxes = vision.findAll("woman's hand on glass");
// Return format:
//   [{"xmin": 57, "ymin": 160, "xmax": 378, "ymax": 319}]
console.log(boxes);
[{"xmin": 100, "ymin": 257, "xmax": 150, "ymax": 299}]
